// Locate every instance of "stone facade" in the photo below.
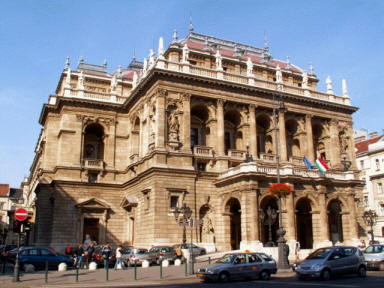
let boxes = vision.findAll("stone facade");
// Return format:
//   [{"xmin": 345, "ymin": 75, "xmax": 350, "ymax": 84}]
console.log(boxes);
[{"xmin": 23, "ymin": 31, "xmax": 366, "ymax": 256}]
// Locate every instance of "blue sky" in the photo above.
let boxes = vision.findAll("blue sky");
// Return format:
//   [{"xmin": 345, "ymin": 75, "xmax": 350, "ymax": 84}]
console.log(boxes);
[{"xmin": 1, "ymin": 0, "xmax": 383, "ymax": 188}]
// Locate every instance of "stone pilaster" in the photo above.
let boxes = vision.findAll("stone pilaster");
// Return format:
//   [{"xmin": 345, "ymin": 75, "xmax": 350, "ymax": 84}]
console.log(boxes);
[
  {"xmin": 155, "ymin": 89, "xmax": 166, "ymax": 150},
  {"xmin": 306, "ymin": 114, "xmax": 315, "ymax": 162},
  {"xmin": 249, "ymin": 104, "xmax": 258, "ymax": 159},
  {"xmin": 216, "ymin": 99, "xmax": 225, "ymax": 156},
  {"xmin": 181, "ymin": 93, "xmax": 192, "ymax": 153},
  {"xmin": 285, "ymin": 191, "xmax": 295, "ymax": 241},
  {"xmin": 329, "ymin": 119, "xmax": 342, "ymax": 169},
  {"xmin": 278, "ymin": 110, "xmax": 288, "ymax": 161}
]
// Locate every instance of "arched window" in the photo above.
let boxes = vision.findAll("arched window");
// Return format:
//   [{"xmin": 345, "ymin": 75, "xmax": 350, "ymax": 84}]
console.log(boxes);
[{"xmin": 83, "ymin": 123, "xmax": 104, "ymax": 160}]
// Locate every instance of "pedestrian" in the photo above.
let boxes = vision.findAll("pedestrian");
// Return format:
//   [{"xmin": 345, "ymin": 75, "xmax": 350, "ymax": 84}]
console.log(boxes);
[
  {"xmin": 295, "ymin": 242, "xmax": 300, "ymax": 262},
  {"xmin": 175, "ymin": 245, "xmax": 184, "ymax": 263},
  {"xmin": 65, "ymin": 244, "xmax": 72, "ymax": 255},
  {"xmin": 114, "ymin": 245, "xmax": 123, "ymax": 269},
  {"xmin": 85, "ymin": 242, "xmax": 95, "ymax": 268},
  {"xmin": 102, "ymin": 242, "xmax": 112, "ymax": 269},
  {"xmin": 284, "ymin": 243, "xmax": 290, "ymax": 266},
  {"xmin": 74, "ymin": 244, "xmax": 84, "ymax": 268}
]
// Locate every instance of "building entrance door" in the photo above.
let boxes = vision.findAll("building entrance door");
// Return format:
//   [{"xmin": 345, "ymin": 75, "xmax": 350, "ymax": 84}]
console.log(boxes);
[
  {"xmin": 296, "ymin": 198, "xmax": 313, "ymax": 249},
  {"xmin": 227, "ymin": 198, "xmax": 241, "ymax": 250},
  {"xmin": 83, "ymin": 218, "xmax": 99, "ymax": 244}
]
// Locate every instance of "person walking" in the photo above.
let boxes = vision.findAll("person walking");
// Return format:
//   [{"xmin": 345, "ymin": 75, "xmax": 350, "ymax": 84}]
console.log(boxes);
[
  {"xmin": 114, "ymin": 245, "xmax": 123, "ymax": 269},
  {"xmin": 85, "ymin": 242, "xmax": 95, "ymax": 268},
  {"xmin": 74, "ymin": 244, "xmax": 84, "ymax": 268},
  {"xmin": 102, "ymin": 242, "xmax": 112, "ymax": 269}
]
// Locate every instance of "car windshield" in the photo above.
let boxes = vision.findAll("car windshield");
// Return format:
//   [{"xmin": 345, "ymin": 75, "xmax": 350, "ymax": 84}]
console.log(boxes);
[
  {"xmin": 364, "ymin": 245, "xmax": 384, "ymax": 253},
  {"xmin": 307, "ymin": 248, "xmax": 332, "ymax": 259},
  {"xmin": 216, "ymin": 254, "xmax": 235, "ymax": 264}
]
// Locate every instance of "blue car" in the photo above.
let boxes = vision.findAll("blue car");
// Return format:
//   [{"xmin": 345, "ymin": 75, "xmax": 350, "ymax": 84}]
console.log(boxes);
[{"xmin": 18, "ymin": 247, "xmax": 72, "ymax": 270}]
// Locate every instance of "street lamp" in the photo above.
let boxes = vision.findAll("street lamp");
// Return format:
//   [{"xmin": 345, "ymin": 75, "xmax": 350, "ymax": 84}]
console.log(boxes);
[
  {"xmin": 273, "ymin": 91, "xmax": 290, "ymax": 269},
  {"xmin": 173, "ymin": 203, "xmax": 192, "ymax": 245},
  {"xmin": 341, "ymin": 152, "xmax": 352, "ymax": 172},
  {"xmin": 363, "ymin": 210, "xmax": 378, "ymax": 244},
  {"xmin": 243, "ymin": 143, "xmax": 253, "ymax": 163},
  {"xmin": 260, "ymin": 206, "xmax": 277, "ymax": 247}
]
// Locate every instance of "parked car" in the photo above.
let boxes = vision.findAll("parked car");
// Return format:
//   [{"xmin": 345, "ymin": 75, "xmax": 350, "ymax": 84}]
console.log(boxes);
[
  {"xmin": 197, "ymin": 252, "xmax": 277, "ymax": 283},
  {"xmin": 17, "ymin": 247, "xmax": 72, "ymax": 270},
  {"xmin": 363, "ymin": 244, "xmax": 384, "ymax": 271},
  {"xmin": 295, "ymin": 246, "xmax": 366, "ymax": 280},
  {"xmin": 121, "ymin": 247, "xmax": 152, "ymax": 267},
  {"xmin": 7, "ymin": 245, "xmax": 35, "ymax": 263},
  {"xmin": 149, "ymin": 246, "xmax": 177, "ymax": 265},
  {"xmin": 173, "ymin": 243, "xmax": 206, "ymax": 256},
  {"xmin": 93, "ymin": 246, "xmax": 116, "ymax": 268}
]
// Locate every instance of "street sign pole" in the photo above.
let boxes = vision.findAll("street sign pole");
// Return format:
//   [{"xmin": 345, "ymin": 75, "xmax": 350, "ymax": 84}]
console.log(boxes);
[{"xmin": 12, "ymin": 233, "xmax": 21, "ymax": 282}]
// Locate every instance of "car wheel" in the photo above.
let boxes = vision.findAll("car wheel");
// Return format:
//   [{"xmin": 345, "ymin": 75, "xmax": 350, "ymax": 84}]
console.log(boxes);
[
  {"xmin": 379, "ymin": 262, "xmax": 384, "ymax": 271},
  {"xmin": 200, "ymin": 250, "xmax": 206, "ymax": 256},
  {"xmin": 218, "ymin": 271, "xmax": 230, "ymax": 283},
  {"xmin": 357, "ymin": 265, "xmax": 366, "ymax": 277},
  {"xmin": 321, "ymin": 268, "xmax": 331, "ymax": 281},
  {"xmin": 156, "ymin": 258, "xmax": 160, "ymax": 265},
  {"xmin": 259, "ymin": 270, "xmax": 270, "ymax": 280}
]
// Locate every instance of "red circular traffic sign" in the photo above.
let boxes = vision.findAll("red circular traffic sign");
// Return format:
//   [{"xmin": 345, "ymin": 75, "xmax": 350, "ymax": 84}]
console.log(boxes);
[{"xmin": 15, "ymin": 208, "xmax": 28, "ymax": 221}]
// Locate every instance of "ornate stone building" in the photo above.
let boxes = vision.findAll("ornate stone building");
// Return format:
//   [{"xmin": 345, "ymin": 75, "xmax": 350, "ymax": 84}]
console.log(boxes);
[{"xmin": 23, "ymin": 30, "xmax": 366, "ymax": 255}]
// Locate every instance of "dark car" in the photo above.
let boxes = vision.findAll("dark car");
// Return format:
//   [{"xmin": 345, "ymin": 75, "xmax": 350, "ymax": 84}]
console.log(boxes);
[
  {"xmin": 295, "ymin": 246, "xmax": 366, "ymax": 280},
  {"xmin": 17, "ymin": 247, "xmax": 72, "ymax": 270},
  {"xmin": 93, "ymin": 246, "xmax": 116, "ymax": 268},
  {"xmin": 149, "ymin": 246, "xmax": 176, "ymax": 264},
  {"xmin": 7, "ymin": 245, "xmax": 35, "ymax": 263},
  {"xmin": 197, "ymin": 252, "xmax": 277, "ymax": 283}
]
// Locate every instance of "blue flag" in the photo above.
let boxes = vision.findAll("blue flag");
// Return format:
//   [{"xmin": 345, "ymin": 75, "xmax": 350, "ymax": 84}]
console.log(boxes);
[{"xmin": 303, "ymin": 156, "xmax": 314, "ymax": 169}]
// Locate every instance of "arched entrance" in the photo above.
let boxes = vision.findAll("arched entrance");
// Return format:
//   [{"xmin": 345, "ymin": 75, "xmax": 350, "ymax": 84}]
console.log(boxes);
[
  {"xmin": 328, "ymin": 200, "xmax": 344, "ymax": 245},
  {"xmin": 296, "ymin": 198, "xmax": 313, "ymax": 249},
  {"xmin": 226, "ymin": 198, "xmax": 241, "ymax": 250},
  {"xmin": 259, "ymin": 197, "xmax": 279, "ymax": 247}
]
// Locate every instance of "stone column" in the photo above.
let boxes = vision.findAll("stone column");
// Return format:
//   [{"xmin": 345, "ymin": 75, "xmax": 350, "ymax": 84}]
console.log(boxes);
[
  {"xmin": 216, "ymin": 99, "xmax": 225, "ymax": 156},
  {"xmin": 285, "ymin": 191, "xmax": 295, "ymax": 241},
  {"xmin": 249, "ymin": 104, "xmax": 258, "ymax": 158},
  {"xmin": 347, "ymin": 122, "xmax": 358, "ymax": 170},
  {"xmin": 317, "ymin": 186, "xmax": 329, "ymax": 243},
  {"xmin": 155, "ymin": 88, "xmax": 166, "ymax": 150},
  {"xmin": 329, "ymin": 119, "xmax": 342, "ymax": 169},
  {"xmin": 105, "ymin": 119, "xmax": 116, "ymax": 169},
  {"xmin": 181, "ymin": 93, "xmax": 192, "ymax": 153},
  {"xmin": 347, "ymin": 190, "xmax": 359, "ymax": 240},
  {"xmin": 306, "ymin": 114, "xmax": 315, "ymax": 162},
  {"xmin": 278, "ymin": 110, "xmax": 288, "ymax": 161}
]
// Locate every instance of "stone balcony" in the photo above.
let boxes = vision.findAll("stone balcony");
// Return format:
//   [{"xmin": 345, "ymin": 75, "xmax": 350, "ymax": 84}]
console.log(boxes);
[{"xmin": 83, "ymin": 159, "xmax": 104, "ymax": 170}]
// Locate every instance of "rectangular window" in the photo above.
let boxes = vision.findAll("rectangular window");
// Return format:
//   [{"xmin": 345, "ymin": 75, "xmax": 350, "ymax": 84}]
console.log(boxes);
[
  {"xmin": 376, "ymin": 159, "xmax": 380, "ymax": 171},
  {"xmin": 197, "ymin": 163, "xmax": 207, "ymax": 171},
  {"xmin": 88, "ymin": 173, "xmax": 98, "ymax": 183},
  {"xmin": 0, "ymin": 202, "xmax": 3, "ymax": 210},
  {"xmin": 170, "ymin": 196, "xmax": 179, "ymax": 210},
  {"xmin": 380, "ymin": 205, "xmax": 384, "ymax": 217},
  {"xmin": 191, "ymin": 128, "xmax": 198, "ymax": 147},
  {"xmin": 378, "ymin": 183, "xmax": 383, "ymax": 194},
  {"xmin": 360, "ymin": 160, "xmax": 364, "ymax": 170},
  {"xmin": 363, "ymin": 196, "xmax": 369, "ymax": 207}
]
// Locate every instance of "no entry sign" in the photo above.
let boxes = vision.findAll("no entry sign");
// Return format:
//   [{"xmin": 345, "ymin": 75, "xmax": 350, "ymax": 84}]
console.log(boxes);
[{"xmin": 15, "ymin": 208, "xmax": 28, "ymax": 221}]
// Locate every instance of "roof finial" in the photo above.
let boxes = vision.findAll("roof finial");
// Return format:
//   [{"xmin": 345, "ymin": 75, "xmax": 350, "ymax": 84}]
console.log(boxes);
[
  {"xmin": 65, "ymin": 57, "xmax": 70, "ymax": 69},
  {"xmin": 103, "ymin": 56, "xmax": 107, "ymax": 68},
  {"xmin": 260, "ymin": 51, "xmax": 266, "ymax": 64},
  {"xmin": 264, "ymin": 32, "xmax": 269, "ymax": 51},
  {"xmin": 309, "ymin": 62, "xmax": 315, "ymax": 75},
  {"xmin": 132, "ymin": 51, "xmax": 136, "ymax": 61},
  {"xmin": 117, "ymin": 65, "xmax": 122, "ymax": 77},
  {"xmin": 204, "ymin": 37, "xmax": 210, "ymax": 51},
  {"xmin": 172, "ymin": 30, "xmax": 178, "ymax": 44},
  {"xmin": 326, "ymin": 76, "xmax": 334, "ymax": 94},
  {"xmin": 189, "ymin": 12, "xmax": 194, "ymax": 32},
  {"xmin": 286, "ymin": 56, "xmax": 292, "ymax": 70},
  {"xmin": 78, "ymin": 54, "xmax": 84, "ymax": 67},
  {"xmin": 158, "ymin": 37, "xmax": 165, "ymax": 59},
  {"xmin": 342, "ymin": 79, "xmax": 349, "ymax": 97}
]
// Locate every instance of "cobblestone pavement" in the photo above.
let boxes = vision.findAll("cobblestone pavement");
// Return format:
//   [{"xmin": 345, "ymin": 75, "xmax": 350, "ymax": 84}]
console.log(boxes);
[{"xmin": 0, "ymin": 261, "xmax": 295, "ymax": 288}]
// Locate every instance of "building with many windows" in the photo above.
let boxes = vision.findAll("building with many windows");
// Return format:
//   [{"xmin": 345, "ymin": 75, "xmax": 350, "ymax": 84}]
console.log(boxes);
[
  {"xmin": 23, "ymin": 29, "xmax": 366, "ymax": 257},
  {"xmin": 355, "ymin": 131, "xmax": 384, "ymax": 241}
]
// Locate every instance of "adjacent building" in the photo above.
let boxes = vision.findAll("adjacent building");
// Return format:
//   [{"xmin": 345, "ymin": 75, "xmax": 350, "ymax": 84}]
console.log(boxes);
[
  {"xmin": 23, "ymin": 29, "xmax": 365, "ymax": 256},
  {"xmin": 355, "ymin": 131, "xmax": 384, "ymax": 241}
]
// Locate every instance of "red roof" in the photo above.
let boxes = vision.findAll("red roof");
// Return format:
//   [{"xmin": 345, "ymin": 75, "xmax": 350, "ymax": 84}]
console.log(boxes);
[
  {"xmin": 355, "ymin": 136, "xmax": 382, "ymax": 154},
  {"xmin": 0, "ymin": 184, "xmax": 10, "ymax": 196}
]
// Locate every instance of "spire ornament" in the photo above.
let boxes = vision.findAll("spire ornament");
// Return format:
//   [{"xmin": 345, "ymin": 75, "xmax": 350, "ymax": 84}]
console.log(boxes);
[{"xmin": 286, "ymin": 56, "xmax": 292, "ymax": 70}]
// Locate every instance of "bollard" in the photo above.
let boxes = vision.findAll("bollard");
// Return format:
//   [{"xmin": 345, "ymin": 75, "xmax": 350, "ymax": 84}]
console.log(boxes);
[
  {"xmin": 45, "ymin": 261, "xmax": 48, "ymax": 283},
  {"xmin": 184, "ymin": 260, "xmax": 188, "ymax": 276},
  {"xmin": 160, "ymin": 259, "xmax": 162, "ymax": 279},
  {"xmin": 106, "ymin": 264, "xmax": 109, "ymax": 281},
  {"xmin": 134, "ymin": 260, "xmax": 137, "ymax": 281},
  {"xmin": 208, "ymin": 257, "xmax": 211, "ymax": 264},
  {"xmin": 75, "ymin": 266, "xmax": 79, "ymax": 282}
]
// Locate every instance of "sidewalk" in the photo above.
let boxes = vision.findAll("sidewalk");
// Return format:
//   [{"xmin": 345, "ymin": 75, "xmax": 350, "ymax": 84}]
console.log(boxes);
[{"xmin": 0, "ymin": 262, "xmax": 295, "ymax": 288}]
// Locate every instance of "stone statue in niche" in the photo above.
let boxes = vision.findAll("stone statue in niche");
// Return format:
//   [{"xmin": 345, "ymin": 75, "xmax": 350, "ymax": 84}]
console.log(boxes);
[
  {"xmin": 202, "ymin": 210, "xmax": 214, "ymax": 243},
  {"xmin": 168, "ymin": 112, "xmax": 180, "ymax": 142}
]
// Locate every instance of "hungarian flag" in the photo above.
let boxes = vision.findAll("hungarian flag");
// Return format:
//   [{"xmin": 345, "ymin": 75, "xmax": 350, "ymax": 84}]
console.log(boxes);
[{"xmin": 315, "ymin": 158, "xmax": 329, "ymax": 173}]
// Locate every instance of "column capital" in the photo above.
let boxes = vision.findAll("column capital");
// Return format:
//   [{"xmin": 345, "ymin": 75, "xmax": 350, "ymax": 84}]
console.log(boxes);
[
  {"xmin": 305, "ymin": 114, "xmax": 313, "ymax": 121},
  {"xmin": 217, "ymin": 98, "xmax": 225, "ymax": 107},
  {"xmin": 181, "ymin": 92, "xmax": 191, "ymax": 101},
  {"xmin": 249, "ymin": 104, "xmax": 258, "ymax": 112},
  {"xmin": 155, "ymin": 88, "xmax": 167, "ymax": 97}
]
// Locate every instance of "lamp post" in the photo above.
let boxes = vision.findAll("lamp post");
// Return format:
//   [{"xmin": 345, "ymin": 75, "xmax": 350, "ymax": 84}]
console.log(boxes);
[
  {"xmin": 173, "ymin": 203, "xmax": 193, "ymax": 245},
  {"xmin": 341, "ymin": 152, "xmax": 352, "ymax": 172},
  {"xmin": 363, "ymin": 210, "xmax": 378, "ymax": 244},
  {"xmin": 243, "ymin": 143, "xmax": 253, "ymax": 163},
  {"xmin": 260, "ymin": 206, "xmax": 277, "ymax": 247},
  {"xmin": 273, "ymin": 91, "xmax": 290, "ymax": 269}
]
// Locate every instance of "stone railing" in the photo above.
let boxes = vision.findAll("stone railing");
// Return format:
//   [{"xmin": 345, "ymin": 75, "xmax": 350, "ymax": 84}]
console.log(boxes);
[
  {"xmin": 83, "ymin": 159, "xmax": 104, "ymax": 170},
  {"xmin": 228, "ymin": 149, "xmax": 246, "ymax": 160},
  {"xmin": 219, "ymin": 162, "xmax": 354, "ymax": 180},
  {"xmin": 193, "ymin": 146, "xmax": 214, "ymax": 157},
  {"xmin": 259, "ymin": 153, "xmax": 276, "ymax": 162}
]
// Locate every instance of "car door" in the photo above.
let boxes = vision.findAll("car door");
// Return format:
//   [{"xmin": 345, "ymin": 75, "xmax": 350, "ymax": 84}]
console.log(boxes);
[
  {"xmin": 229, "ymin": 254, "xmax": 248, "ymax": 279},
  {"xmin": 342, "ymin": 247, "xmax": 359, "ymax": 274},
  {"xmin": 246, "ymin": 254, "xmax": 263, "ymax": 278},
  {"xmin": 41, "ymin": 248, "xmax": 60, "ymax": 268},
  {"xmin": 326, "ymin": 248, "xmax": 346, "ymax": 275},
  {"xmin": 28, "ymin": 248, "xmax": 43, "ymax": 268}
]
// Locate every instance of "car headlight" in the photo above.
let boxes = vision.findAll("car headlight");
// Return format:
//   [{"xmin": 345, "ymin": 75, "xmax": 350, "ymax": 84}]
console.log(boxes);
[
  {"xmin": 372, "ymin": 258, "xmax": 379, "ymax": 262},
  {"xmin": 311, "ymin": 264, "xmax": 322, "ymax": 270}
]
